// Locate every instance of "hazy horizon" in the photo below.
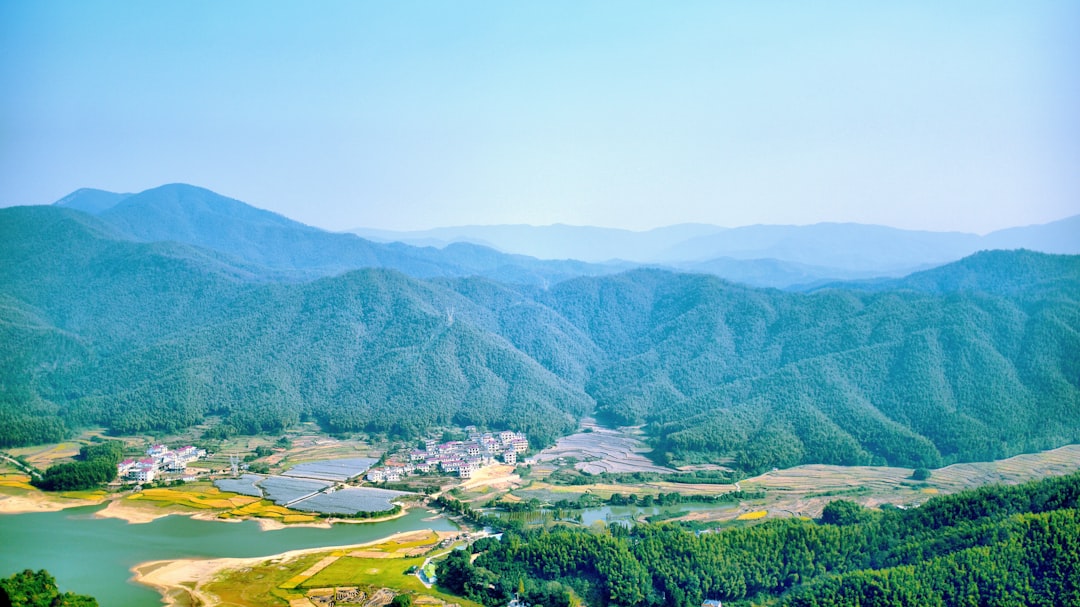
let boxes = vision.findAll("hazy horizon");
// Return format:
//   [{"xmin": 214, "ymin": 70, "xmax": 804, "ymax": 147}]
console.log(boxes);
[
  {"xmin": 3, "ymin": 3, "xmax": 1078, "ymax": 233},
  {"xmin": 41, "ymin": 182, "xmax": 1078, "ymax": 237}
]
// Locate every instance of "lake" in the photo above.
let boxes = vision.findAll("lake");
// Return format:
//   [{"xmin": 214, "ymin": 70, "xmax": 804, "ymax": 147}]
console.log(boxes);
[{"xmin": 0, "ymin": 505, "xmax": 457, "ymax": 606}]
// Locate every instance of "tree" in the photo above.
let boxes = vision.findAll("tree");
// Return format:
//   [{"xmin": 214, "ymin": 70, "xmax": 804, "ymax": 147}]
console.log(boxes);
[
  {"xmin": 0, "ymin": 569, "xmax": 98, "ymax": 607},
  {"xmin": 911, "ymin": 468, "xmax": 931, "ymax": 481},
  {"xmin": 820, "ymin": 500, "xmax": 867, "ymax": 526},
  {"xmin": 390, "ymin": 594, "xmax": 412, "ymax": 607}
]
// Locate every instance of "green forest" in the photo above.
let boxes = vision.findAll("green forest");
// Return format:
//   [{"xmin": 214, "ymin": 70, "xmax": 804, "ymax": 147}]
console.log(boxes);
[
  {"xmin": 439, "ymin": 472, "xmax": 1080, "ymax": 607},
  {"xmin": 30, "ymin": 441, "xmax": 121, "ymax": 491},
  {"xmin": 1, "ymin": 205, "xmax": 1079, "ymax": 475}
]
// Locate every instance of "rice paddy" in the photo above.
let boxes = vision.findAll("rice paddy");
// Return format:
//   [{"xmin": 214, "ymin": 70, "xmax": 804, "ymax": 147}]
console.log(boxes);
[{"xmin": 0, "ymin": 473, "xmax": 35, "ymax": 491}]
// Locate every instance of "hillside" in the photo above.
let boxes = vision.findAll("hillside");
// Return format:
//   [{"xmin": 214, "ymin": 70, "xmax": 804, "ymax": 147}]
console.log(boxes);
[
  {"xmin": 0, "ymin": 206, "xmax": 590, "ymax": 447},
  {"xmin": 2, "ymin": 202, "xmax": 1079, "ymax": 473}
]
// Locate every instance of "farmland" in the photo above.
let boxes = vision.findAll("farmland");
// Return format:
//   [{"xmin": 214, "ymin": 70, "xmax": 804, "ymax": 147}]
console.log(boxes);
[{"xmin": 476, "ymin": 444, "xmax": 1080, "ymax": 528}]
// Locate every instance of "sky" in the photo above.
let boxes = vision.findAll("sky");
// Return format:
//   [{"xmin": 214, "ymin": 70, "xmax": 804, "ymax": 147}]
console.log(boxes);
[{"xmin": 2, "ymin": 1, "xmax": 1078, "ymax": 233}]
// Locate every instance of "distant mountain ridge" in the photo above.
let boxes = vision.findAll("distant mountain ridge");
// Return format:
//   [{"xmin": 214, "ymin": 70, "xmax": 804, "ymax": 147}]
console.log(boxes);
[
  {"xmin": 353, "ymin": 223, "xmax": 729, "ymax": 262},
  {"xmin": 353, "ymin": 215, "xmax": 1080, "ymax": 284},
  {"xmin": 53, "ymin": 184, "xmax": 629, "ymax": 286},
  {"xmin": 53, "ymin": 184, "xmax": 1078, "ymax": 289}
]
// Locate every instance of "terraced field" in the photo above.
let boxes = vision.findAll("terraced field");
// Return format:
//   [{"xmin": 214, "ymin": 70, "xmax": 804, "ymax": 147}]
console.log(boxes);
[{"xmin": 531, "ymin": 420, "xmax": 675, "ymax": 474}]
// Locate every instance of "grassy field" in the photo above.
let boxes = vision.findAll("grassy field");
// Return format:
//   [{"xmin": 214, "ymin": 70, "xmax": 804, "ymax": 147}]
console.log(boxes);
[
  {"xmin": 707, "ymin": 444, "xmax": 1080, "ymax": 521},
  {"xmin": 203, "ymin": 532, "xmax": 482, "ymax": 607}
]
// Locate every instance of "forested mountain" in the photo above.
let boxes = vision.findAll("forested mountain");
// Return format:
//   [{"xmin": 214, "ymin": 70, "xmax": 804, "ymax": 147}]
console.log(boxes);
[
  {"xmin": 0, "ymin": 206, "xmax": 590, "ymax": 447},
  {"xmin": 2, "ymin": 198, "xmax": 1078, "ymax": 475}
]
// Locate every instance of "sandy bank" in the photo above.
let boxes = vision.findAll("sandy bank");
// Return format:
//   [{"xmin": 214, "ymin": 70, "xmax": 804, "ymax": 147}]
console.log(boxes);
[
  {"xmin": 94, "ymin": 499, "xmax": 176, "ymax": 523},
  {"xmin": 0, "ymin": 491, "xmax": 105, "ymax": 515}
]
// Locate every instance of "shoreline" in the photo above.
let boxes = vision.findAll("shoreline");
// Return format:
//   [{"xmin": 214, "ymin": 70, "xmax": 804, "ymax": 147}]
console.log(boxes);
[
  {"xmin": 93, "ymin": 495, "xmax": 415, "ymax": 528},
  {"xmin": 131, "ymin": 528, "xmax": 452, "ymax": 607},
  {"xmin": 0, "ymin": 485, "xmax": 418, "ymax": 530}
]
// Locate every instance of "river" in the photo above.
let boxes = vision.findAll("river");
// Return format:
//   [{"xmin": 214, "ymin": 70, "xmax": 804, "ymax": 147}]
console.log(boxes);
[{"xmin": 0, "ymin": 505, "xmax": 457, "ymax": 606}]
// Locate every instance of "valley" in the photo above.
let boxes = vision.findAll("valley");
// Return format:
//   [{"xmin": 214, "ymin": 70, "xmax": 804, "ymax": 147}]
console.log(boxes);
[
  {"xmin": 4, "ymin": 2, "xmax": 1078, "ymax": 604},
  {"xmin": 2, "ymin": 186, "xmax": 1078, "ymax": 607}
]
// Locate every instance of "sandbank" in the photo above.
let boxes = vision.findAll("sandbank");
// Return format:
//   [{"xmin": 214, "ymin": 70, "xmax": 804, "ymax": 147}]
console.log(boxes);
[{"xmin": 94, "ymin": 498, "xmax": 176, "ymax": 523}]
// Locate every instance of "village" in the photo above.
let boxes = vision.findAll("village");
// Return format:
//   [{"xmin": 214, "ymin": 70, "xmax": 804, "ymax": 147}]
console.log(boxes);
[
  {"xmin": 365, "ymin": 428, "xmax": 528, "ymax": 483},
  {"xmin": 116, "ymin": 444, "xmax": 208, "ymax": 484}
]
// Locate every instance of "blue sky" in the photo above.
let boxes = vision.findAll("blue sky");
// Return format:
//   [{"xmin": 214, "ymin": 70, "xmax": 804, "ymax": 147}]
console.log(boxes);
[{"xmin": 2, "ymin": 1, "xmax": 1077, "ymax": 232}]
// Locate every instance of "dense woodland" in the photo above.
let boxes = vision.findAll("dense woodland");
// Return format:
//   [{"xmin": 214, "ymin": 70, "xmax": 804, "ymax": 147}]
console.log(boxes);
[
  {"xmin": 439, "ymin": 473, "xmax": 1080, "ymax": 607},
  {"xmin": 1, "ymin": 194, "xmax": 1079, "ymax": 475},
  {"xmin": 29, "ymin": 442, "xmax": 121, "ymax": 491}
]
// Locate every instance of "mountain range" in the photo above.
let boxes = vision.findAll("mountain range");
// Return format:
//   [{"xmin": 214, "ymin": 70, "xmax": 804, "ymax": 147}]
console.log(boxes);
[
  {"xmin": 353, "ymin": 215, "xmax": 1080, "ymax": 287},
  {"xmin": 53, "ymin": 185, "xmax": 629, "ymax": 287},
  {"xmin": 55, "ymin": 183, "xmax": 1080, "ymax": 289},
  {"xmin": 1, "ymin": 184, "xmax": 1078, "ymax": 475}
]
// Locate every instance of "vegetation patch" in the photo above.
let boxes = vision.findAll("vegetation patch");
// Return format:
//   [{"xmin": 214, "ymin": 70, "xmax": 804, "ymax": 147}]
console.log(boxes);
[
  {"xmin": 0, "ymin": 473, "xmax": 35, "ymax": 491},
  {"xmin": 202, "ymin": 535, "xmax": 480, "ymax": 607},
  {"xmin": 736, "ymin": 510, "xmax": 768, "ymax": 520}
]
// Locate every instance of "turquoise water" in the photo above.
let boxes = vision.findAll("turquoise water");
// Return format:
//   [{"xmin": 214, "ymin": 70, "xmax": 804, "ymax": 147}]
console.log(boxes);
[{"xmin": 0, "ymin": 505, "xmax": 456, "ymax": 606}]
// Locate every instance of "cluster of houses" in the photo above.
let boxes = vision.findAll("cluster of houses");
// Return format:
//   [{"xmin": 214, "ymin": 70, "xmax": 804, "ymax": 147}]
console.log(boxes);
[
  {"xmin": 117, "ymin": 444, "xmax": 207, "ymax": 484},
  {"xmin": 366, "ymin": 430, "xmax": 528, "ymax": 482}
]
